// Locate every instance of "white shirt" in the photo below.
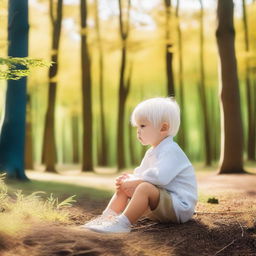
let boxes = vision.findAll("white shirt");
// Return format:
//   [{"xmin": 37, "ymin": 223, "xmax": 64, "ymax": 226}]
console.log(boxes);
[{"xmin": 132, "ymin": 136, "xmax": 198, "ymax": 223}]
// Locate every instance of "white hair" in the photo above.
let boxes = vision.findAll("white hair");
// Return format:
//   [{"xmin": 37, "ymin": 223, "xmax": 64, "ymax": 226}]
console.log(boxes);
[{"xmin": 131, "ymin": 97, "xmax": 180, "ymax": 137}]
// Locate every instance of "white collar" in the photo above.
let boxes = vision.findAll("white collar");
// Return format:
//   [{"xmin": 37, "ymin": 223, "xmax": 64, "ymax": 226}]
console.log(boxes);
[{"xmin": 148, "ymin": 136, "xmax": 173, "ymax": 156}]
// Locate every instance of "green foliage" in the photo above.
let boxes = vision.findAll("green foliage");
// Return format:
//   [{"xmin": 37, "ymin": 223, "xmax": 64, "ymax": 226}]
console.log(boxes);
[
  {"xmin": 0, "ymin": 174, "xmax": 76, "ymax": 235},
  {"xmin": 0, "ymin": 57, "xmax": 50, "ymax": 80},
  {"xmin": 45, "ymin": 193, "xmax": 76, "ymax": 210},
  {"xmin": 207, "ymin": 197, "xmax": 219, "ymax": 204}
]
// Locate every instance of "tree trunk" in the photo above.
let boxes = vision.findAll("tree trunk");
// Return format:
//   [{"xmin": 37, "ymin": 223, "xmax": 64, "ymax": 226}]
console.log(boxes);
[
  {"xmin": 117, "ymin": 47, "xmax": 126, "ymax": 170},
  {"xmin": 42, "ymin": 0, "xmax": 63, "ymax": 172},
  {"xmin": 80, "ymin": 0, "xmax": 93, "ymax": 171},
  {"xmin": 72, "ymin": 113, "xmax": 79, "ymax": 163},
  {"xmin": 209, "ymin": 87, "xmax": 220, "ymax": 162},
  {"xmin": 94, "ymin": 0, "xmax": 107, "ymax": 166},
  {"xmin": 242, "ymin": 0, "xmax": 255, "ymax": 160},
  {"xmin": 62, "ymin": 117, "xmax": 67, "ymax": 164},
  {"xmin": 198, "ymin": 0, "xmax": 211, "ymax": 166},
  {"xmin": 164, "ymin": 0, "xmax": 175, "ymax": 96},
  {"xmin": 175, "ymin": 0, "xmax": 186, "ymax": 150},
  {"xmin": 0, "ymin": 0, "xmax": 29, "ymax": 180},
  {"xmin": 253, "ymin": 80, "xmax": 256, "ymax": 157},
  {"xmin": 25, "ymin": 94, "xmax": 34, "ymax": 170},
  {"xmin": 128, "ymin": 118, "xmax": 136, "ymax": 166},
  {"xmin": 117, "ymin": 0, "xmax": 131, "ymax": 171},
  {"xmin": 216, "ymin": 0, "xmax": 244, "ymax": 174}
]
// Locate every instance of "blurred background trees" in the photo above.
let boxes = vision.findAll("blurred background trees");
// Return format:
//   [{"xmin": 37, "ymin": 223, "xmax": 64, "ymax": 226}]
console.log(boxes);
[{"xmin": 0, "ymin": 0, "xmax": 255, "ymax": 178}]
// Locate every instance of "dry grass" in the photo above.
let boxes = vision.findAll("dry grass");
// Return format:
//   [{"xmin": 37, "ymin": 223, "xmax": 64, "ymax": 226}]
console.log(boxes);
[{"xmin": 0, "ymin": 174, "xmax": 76, "ymax": 236}]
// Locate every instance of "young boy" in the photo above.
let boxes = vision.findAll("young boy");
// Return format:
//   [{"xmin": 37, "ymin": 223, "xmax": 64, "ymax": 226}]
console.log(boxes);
[{"xmin": 82, "ymin": 97, "xmax": 197, "ymax": 233}]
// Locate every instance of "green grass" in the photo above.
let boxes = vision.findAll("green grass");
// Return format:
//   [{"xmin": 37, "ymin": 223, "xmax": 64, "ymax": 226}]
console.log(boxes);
[
  {"xmin": 198, "ymin": 191, "xmax": 218, "ymax": 203},
  {"xmin": 6, "ymin": 179, "xmax": 113, "ymax": 202},
  {"xmin": 0, "ymin": 177, "xmax": 113, "ymax": 236}
]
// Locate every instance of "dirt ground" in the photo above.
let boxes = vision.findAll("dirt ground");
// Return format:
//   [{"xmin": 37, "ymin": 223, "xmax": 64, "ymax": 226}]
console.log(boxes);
[{"xmin": 1, "ymin": 170, "xmax": 256, "ymax": 256}]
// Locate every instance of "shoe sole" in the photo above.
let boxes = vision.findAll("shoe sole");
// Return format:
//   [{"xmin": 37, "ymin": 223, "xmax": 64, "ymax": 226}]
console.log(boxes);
[{"xmin": 86, "ymin": 226, "xmax": 130, "ymax": 234}]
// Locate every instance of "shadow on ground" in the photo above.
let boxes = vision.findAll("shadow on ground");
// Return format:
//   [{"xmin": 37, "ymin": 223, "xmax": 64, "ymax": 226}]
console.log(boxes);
[{"xmin": 2, "ymin": 218, "xmax": 255, "ymax": 256}]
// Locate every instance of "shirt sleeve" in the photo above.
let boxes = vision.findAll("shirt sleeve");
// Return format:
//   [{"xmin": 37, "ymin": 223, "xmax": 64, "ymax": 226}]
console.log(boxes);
[
  {"xmin": 133, "ymin": 148, "xmax": 151, "ymax": 177},
  {"xmin": 140, "ymin": 149, "xmax": 190, "ymax": 186}
]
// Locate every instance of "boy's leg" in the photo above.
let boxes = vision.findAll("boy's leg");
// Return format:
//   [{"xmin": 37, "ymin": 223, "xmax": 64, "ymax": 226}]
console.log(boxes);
[
  {"xmin": 85, "ymin": 182, "xmax": 159, "ymax": 233},
  {"xmin": 104, "ymin": 189, "xmax": 130, "ymax": 214},
  {"xmin": 122, "ymin": 182, "xmax": 160, "ymax": 224}
]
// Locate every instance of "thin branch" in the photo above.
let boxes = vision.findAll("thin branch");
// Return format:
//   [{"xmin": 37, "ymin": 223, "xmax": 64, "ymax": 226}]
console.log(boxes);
[
  {"xmin": 125, "ymin": 62, "xmax": 133, "ymax": 97},
  {"xmin": 237, "ymin": 221, "xmax": 244, "ymax": 237},
  {"xmin": 118, "ymin": 0, "xmax": 124, "ymax": 37},
  {"xmin": 118, "ymin": 0, "xmax": 131, "ymax": 40},
  {"xmin": 175, "ymin": 0, "xmax": 180, "ymax": 17},
  {"xmin": 132, "ymin": 223, "xmax": 159, "ymax": 231},
  {"xmin": 214, "ymin": 239, "xmax": 236, "ymax": 256},
  {"xmin": 49, "ymin": 0, "xmax": 55, "ymax": 26},
  {"xmin": 174, "ymin": 238, "xmax": 187, "ymax": 247},
  {"xmin": 195, "ymin": 211, "xmax": 251, "ymax": 215},
  {"xmin": 125, "ymin": 0, "xmax": 131, "ymax": 39}
]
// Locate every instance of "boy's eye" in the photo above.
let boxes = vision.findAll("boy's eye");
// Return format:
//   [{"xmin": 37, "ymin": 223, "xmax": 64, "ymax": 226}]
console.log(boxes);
[{"xmin": 140, "ymin": 124, "xmax": 146, "ymax": 128}]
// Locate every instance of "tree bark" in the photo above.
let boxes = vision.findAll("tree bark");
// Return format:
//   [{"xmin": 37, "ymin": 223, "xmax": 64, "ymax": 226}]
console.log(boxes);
[
  {"xmin": 209, "ymin": 87, "xmax": 220, "ymax": 162},
  {"xmin": 242, "ymin": 0, "xmax": 255, "ymax": 160},
  {"xmin": 164, "ymin": 0, "xmax": 175, "ymax": 96},
  {"xmin": 80, "ymin": 0, "xmax": 93, "ymax": 171},
  {"xmin": 94, "ymin": 0, "xmax": 107, "ymax": 166},
  {"xmin": 117, "ymin": 0, "xmax": 131, "ymax": 171},
  {"xmin": 72, "ymin": 113, "xmax": 79, "ymax": 163},
  {"xmin": 25, "ymin": 94, "xmax": 34, "ymax": 170},
  {"xmin": 42, "ymin": 0, "xmax": 63, "ymax": 172},
  {"xmin": 198, "ymin": 0, "xmax": 212, "ymax": 166},
  {"xmin": 128, "ymin": 118, "xmax": 136, "ymax": 166},
  {"xmin": 216, "ymin": 0, "xmax": 244, "ymax": 174},
  {"xmin": 0, "ymin": 0, "xmax": 29, "ymax": 180},
  {"xmin": 175, "ymin": 0, "xmax": 186, "ymax": 150}
]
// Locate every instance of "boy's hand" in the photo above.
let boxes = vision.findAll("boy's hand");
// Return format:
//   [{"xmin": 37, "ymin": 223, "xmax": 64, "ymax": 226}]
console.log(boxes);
[
  {"xmin": 115, "ymin": 173, "xmax": 129, "ymax": 190},
  {"xmin": 120, "ymin": 179, "xmax": 144, "ymax": 198}
]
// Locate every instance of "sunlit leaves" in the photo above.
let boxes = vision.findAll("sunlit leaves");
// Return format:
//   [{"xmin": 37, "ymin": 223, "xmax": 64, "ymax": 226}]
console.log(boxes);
[{"xmin": 0, "ymin": 57, "xmax": 50, "ymax": 80}]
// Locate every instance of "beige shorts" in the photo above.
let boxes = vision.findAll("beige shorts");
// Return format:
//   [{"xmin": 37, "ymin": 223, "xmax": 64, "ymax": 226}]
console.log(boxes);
[{"xmin": 145, "ymin": 188, "xmax": 178, "ymax": 223}]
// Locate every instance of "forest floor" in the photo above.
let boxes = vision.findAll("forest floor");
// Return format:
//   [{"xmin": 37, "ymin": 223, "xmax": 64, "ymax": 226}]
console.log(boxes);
[{"xmin": 1, "ymin": 166, "xmax": 256, "ymax": 256}]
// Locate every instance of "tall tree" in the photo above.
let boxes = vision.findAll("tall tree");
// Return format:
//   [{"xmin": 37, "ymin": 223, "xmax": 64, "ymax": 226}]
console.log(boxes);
[
  {"xmin": 80, "ymin": 0, "xmax": 93, "ymax": 171},
  {"xmin": 42, "ymin": 0, "xmax": 63, "ymax": 172},
  {"xmin": 242, "ymin": 0, "xmax": 255, "ymax": 160},
  {"xmin": 209, "ymin": 87, "xmax": 220, "ymax": 162},
  {"xmin": 128, "ymin": 119, "xmax": 136, "ymax": 166},
  {"xmin": 198, "ymin": 0, "xmax": 212, "ymax": 166},
  {"xmin": 216, "ymin": 0, "xmax": 244, "ymax": 174},
  {"xmin": 117, "ymin": 0, "xmax": 131, "ymax": 170},
  {"xmin": 175, "ymin": 0, "xmax": 186, "ymax": 150},
  {"xmin": 94, "ymin": 0, "xmax": 107, "ymax": 166},
  {"xmin": 25, "ymin": 94, "xmax": 34, "ymax": 170},
  {"xmin": 164, "ymin": 0, "xmax": 175, "ymax": 96},
  {"xmin": 71, "ymin": 113, "xmax": 79, "ymax": 163},
  {"xmin": 0, "ymin": 0, "xmax": 29, "ymax": 179}
]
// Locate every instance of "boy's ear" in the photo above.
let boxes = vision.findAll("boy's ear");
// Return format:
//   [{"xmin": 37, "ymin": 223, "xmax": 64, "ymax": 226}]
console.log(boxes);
[{"xmin": 160, "ymin": 122, "xmax": 169, "ymax": 132}]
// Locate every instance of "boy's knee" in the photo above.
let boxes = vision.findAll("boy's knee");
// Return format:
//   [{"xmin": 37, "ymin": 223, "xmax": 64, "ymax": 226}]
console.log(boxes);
[
  {"xmin": 135, "ymin": 182, "xmax": 157, "ymax": 194},
  {"xmin": 116, "ymin": 188, "xmax": 126, "ymax": 196}
]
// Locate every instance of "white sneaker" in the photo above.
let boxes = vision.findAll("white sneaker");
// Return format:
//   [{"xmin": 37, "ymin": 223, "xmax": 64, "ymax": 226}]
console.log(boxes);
[
  {"xmin": 87, "ymin": 218, "xmax": 131, "ymax": 233},
  {"xmin": 80, "ymin": 214, "xmax": 116, "ymax": 228}
]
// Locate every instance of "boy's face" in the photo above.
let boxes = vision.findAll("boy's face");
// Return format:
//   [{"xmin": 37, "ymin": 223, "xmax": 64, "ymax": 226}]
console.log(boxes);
[{"xmin": 135, "ymin": 118, "xmax": 168, "ymax": 148}]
